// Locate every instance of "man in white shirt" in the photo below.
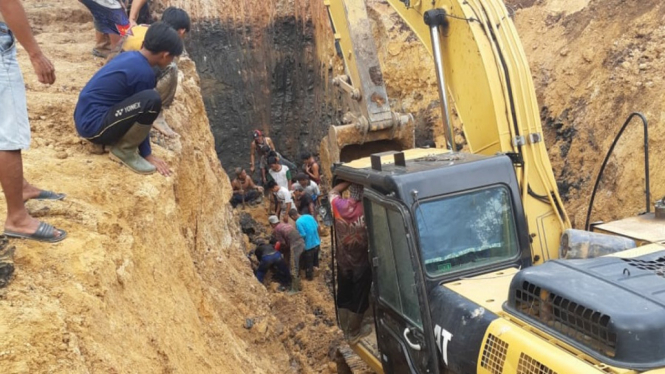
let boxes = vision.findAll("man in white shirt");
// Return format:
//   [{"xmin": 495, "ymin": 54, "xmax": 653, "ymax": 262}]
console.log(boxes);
[
  {"xmin": 267, "ymin": 156, "xmax": 292, "ymax": 191},
  {"xmin": 266, "ymin": 180, "xmax": 293, "ymax": 223},
  {"xmin": 296, "ymin": 173, "xmax": 321, "ymax": 202}
]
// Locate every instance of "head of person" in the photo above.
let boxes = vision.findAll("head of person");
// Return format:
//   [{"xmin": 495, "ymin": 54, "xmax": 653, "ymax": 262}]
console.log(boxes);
[
  {"xmin": 349, "ymin": 183, "xmax": 364, "ymax": 202},
  {"xmin": 266, "ymin": 180, "xmax": 279, "ymax": 193},
  {"xmin": 296, "ymin": 173, "xmax": 310, "ymax": 187},
  {"xmin": 292, "ymin": 184, "xmax": 304, "ymax": 198},
  {"xmin": 268, "ymin": 157, "xmax": 281, "ymax": 171},
  {"xmin": 253, "ymin": 129, "xmax": 264, "ymax": 143},
  {"xmin": 300, "ymin": 152, "xmax": 314, "ymax": 165},
  {"xmin": 288, "ymin": 208, "xmax": 299, "ymax": 221},
  {"xmin": 161, "ymin": 7, "xmax": 191, "ymax": 38},
  {"xmin": 143, "ymin": 22, "xmax": 184, "ymax": 68},
  {"xmin": 235, "ymin": 167, "xmax": 246, "ymax": 179},
  {"xmin": 268, "ymin": 215, "xmax": 280, "ymax": 228}
]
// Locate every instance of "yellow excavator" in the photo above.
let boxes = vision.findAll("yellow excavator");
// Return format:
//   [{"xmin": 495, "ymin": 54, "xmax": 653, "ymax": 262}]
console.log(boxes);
[{"xmin": 321, "ymin": 0, "xmax": 665, "ymax": 373}]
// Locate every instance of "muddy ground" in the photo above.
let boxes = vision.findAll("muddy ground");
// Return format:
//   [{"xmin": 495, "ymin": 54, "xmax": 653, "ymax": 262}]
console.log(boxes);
[{"xmin": 3, "ymin": 0, "xmax": 665, "ymax": 373}]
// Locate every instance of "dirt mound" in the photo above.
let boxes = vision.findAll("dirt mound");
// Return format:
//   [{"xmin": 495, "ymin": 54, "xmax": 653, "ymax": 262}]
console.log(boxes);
[{"xmin": 508, "ymin": 0, "xmax": 665, "ymax": 225}]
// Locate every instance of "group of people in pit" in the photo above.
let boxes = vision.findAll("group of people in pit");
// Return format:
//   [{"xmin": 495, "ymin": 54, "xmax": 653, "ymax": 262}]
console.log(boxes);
[
  {"xmin": 236, "ymin": 131, "xmax": 372, "ymax": 344},
  {"xmin": 232, "ymin": 130, "xmax": 323, "ymax": 293},
  {"xmin": 0, "ymin": 0, "xmax": 190, "ymax": 245}
]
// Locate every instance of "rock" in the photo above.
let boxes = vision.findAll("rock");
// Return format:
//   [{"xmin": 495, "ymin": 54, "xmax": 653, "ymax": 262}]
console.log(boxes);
[
  {"xmin": 559, "ymin": 48, "xmax": 569, "ymax": 57},
  {"xmin": 55, "ymin": 151, "xmax": 68, "ymax": 160},
  {"xmin": 639, "ymin": 63, "xmax": 648, "ymax": 70},
  {"xmin": 582, "ymin": 51, "xmax": 593, "ymax": 63}
]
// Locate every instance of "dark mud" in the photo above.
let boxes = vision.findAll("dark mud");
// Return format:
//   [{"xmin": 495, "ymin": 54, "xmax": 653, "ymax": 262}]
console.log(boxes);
[{"xmin": 187, "ymin": 17, "xmax": 335, "ymax": 174}]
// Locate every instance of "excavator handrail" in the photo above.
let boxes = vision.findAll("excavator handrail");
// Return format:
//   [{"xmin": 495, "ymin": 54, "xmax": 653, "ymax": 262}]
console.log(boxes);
[{"xmin": 585, "ymin": 112, "xmax": 650, "ymax": 230}]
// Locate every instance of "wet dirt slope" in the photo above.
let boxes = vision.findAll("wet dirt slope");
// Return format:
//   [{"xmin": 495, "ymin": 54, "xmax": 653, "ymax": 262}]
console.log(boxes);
[{"xmin": 0, "ymin": 1, "xmax": 292, "ymax": 372}]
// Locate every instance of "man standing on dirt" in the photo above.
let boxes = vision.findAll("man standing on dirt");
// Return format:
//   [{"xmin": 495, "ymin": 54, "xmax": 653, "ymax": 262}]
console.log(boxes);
[
  {"xmin": 300, "ymin": 152, "xmax": 321, "ymax": 185},
  {"xmin": 330, "ymin": 181, "xmax": 371, "ymax": 344},
  {"xmin": 289, "ymin": 209, "xmax": 320, "ymax": 281},
  {"xmin": 266, "ymin": 156, "xmax": 292, "ymax": 191},
  {"xmin": 269, "ymin": 215, "xmax": 305, "ymax": 292},
  {"xmin": 0, "ymin": 0, "xmax": 67, "ymax": 243},
  {"xmin": 292, "ymin": 184, "xmax": 316, "ymax": 216},
  {"xmin": 249, "ymin": 130, "xmax": 296, "ymax": 185}
]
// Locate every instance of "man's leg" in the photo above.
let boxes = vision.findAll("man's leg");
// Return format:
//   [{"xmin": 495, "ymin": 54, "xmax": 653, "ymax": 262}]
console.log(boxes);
[
  {"xmin": 312, "ymin": 245, "xmax": 320, "ymax": 269},
  {"xmin": 0, "ymin": 28, "xmax": 64, "ymax": 241},
  {"xmin": 303, "ymin": 249, "xmax": 314, "ymax": 281},
  {"xmin": 86, "ymin": 89, "xmax": 161, "ymax": 173},
  {"xmin": 275, "ymin": 256, "xmax": 292, "ymax": 287},
  {"xmin": 153, "ymin": 63, "xmax": 178, "ymax": 137},
  {"xmin": 0, "ymin": 151, "xmax": 64, "ymax": 240}
]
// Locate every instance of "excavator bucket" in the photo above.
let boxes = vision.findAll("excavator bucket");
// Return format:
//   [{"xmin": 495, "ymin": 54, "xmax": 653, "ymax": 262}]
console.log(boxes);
[
  {"xmin": 320, "ymin": 0, "xmax": 416, "ymax": 183},
  {"xmin": 320, "ymin": 116, "xmax": 415, "ymax": 184}
]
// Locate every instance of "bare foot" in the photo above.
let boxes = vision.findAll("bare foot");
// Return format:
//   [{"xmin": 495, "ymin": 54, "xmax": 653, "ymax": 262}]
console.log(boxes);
[
  {"xmin": 22, "ymin": 182, "xmax": 42, "ymax": 202},
  {"xmin": 153, "ymin": 115, "xmax": 178, "ymax": 138}
]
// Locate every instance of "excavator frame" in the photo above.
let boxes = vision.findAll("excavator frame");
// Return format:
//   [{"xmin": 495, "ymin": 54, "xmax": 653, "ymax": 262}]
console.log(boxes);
[{"xmin": 322, "ymin": 1, "xmax": 665, "ymax": 374}]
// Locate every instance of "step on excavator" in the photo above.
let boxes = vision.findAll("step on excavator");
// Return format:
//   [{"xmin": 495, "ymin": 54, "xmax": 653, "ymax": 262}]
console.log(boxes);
[{"xmin": 321, "ymin": 1, "xmax": 665, "ymax": 373}]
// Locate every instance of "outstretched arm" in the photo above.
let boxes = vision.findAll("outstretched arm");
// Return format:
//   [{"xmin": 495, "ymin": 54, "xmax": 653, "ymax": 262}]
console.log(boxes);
[
  {"xmin": 331, "ymin": 181, "xmax": 351, "ymax": 195},
  {"xmin": 128, "ymin": 0, "xmax": 148, "ymax": 26},
  {"xmin": 0, "ymin": 0, "xmax": 55, "ymax": 84},
  {"xmin": 250, "ymin": 142, "xmax": 256, "ymax": 172}
]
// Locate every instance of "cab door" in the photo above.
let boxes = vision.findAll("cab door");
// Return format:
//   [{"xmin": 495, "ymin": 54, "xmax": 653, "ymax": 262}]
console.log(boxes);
[{"xmin": 364, "ymin": 191, "xmax": 440, "ymax": 374}]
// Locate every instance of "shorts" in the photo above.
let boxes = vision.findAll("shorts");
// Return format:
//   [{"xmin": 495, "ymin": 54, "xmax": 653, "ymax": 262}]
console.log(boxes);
[
  {"xmin": 80, "ymin": 0, "xmax": 130, "ymax": 35},
  {"xmin": 0, "ymin": 24, "xmax": 30, "ymax": 151}
]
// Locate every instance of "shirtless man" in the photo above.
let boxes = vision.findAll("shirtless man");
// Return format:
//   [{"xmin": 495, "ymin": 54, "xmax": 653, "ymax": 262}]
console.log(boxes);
[
  {"xmin": 300, "ymin": 152, "xmax": 321, "ymax": 184},
  {"xmin": 0, "ymin": 1, "xmax": 66, "ymax": 242},
  {"xmin": 230, "ymin": 168, "xmax": 263, "ymax": 207}
]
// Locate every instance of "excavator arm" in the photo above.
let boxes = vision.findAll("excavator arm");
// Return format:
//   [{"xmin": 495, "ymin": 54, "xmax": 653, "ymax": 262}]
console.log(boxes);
[{"xmin": 324, "ymin": 0, "xmax": 571, "ymax": 264}]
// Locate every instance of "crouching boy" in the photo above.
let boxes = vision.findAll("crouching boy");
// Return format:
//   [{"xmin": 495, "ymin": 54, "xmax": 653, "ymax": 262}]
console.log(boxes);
[{"xmin": 74, "ymin": 22, "xmax": 183, "ymax": 176}]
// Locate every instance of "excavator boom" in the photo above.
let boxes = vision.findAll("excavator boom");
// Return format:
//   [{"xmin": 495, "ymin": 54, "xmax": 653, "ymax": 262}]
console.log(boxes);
[{"xmin": 323, "ymin": 0, "xmax": 571, "ymax": 264}]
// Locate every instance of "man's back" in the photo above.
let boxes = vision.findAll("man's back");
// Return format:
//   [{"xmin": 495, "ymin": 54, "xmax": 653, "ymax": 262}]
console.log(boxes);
[
  {"xmin": 274, "ymin": 222, "xmax": 302, "ymax": 247},
  {"xmin": 304, "ymin": 180, "xmax": 320, "ymax": 197},
  {"xmin": 123, "ymin": 25, "xmax": 148, "ymax": 51},
  {"xmin": 296, "ymin": 214, "xmax": 320, "ymax": 250},
  {"xmin": 74, "ymin": 51, "xmax": 156, "ymax": 134}
]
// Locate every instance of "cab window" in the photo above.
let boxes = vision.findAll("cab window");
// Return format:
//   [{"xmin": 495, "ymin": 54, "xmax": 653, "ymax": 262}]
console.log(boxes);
[{"xmin": 415, "ymin": 186, "xmax": 519, "ymax": 277}]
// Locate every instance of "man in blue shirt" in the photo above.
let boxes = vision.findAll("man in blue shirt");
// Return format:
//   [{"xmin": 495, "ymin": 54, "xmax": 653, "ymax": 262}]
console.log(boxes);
[
  {"xmin": 74, "ymin": 22, "xmax": 183, "ymax": 175},
  {"xmin": 289, "ymin": 208, "xmax": 321, "ymax": 281}
]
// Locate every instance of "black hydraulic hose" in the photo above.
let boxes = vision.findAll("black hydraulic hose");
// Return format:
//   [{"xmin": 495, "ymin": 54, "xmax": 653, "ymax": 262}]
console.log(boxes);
[{"xmin": 585, "ymin": 112, "xmax": 649, "ymax": 230}]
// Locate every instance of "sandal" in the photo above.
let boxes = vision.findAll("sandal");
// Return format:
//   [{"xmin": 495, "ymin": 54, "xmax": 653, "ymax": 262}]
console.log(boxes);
[
  {"xmin": 5, "ymin": 221, "xmax": 67, "ymax": 243},
  {"xmin": 31, "ymin": 190, "xmax": 66, "ymax": 201}
]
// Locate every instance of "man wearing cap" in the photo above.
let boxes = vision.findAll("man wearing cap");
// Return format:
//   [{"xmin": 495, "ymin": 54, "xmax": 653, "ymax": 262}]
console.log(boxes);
[{"xmin": 269, "ymin": 215, "xmax": 305, "ymax": 292}]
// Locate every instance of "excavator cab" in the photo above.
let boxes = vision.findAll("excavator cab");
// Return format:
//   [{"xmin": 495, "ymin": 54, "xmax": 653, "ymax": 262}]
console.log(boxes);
[{"xmin": 333, "ymin": 149, "xmax": 533, "ymax": 373}]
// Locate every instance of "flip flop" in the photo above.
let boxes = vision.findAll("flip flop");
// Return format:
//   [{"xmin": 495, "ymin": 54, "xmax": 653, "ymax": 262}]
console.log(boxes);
[
  {"xmin": 4, "ymin": 221, "xmax": 67, "ymax": 243},
  {"xmin": 32, "ymin": 190, "xmax": 66, "ymax": 201}
]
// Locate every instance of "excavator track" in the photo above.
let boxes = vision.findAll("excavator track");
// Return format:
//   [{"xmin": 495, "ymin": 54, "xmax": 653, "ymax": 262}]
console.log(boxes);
[{"xmin": 336, "ymin": 330, "xmax": 382, "ymax": 374}]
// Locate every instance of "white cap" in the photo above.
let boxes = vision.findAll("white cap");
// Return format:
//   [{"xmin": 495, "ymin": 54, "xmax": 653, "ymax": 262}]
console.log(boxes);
[{"xmin": 268, "ymin": 215, "xmax": 280, "ymax": 224}]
